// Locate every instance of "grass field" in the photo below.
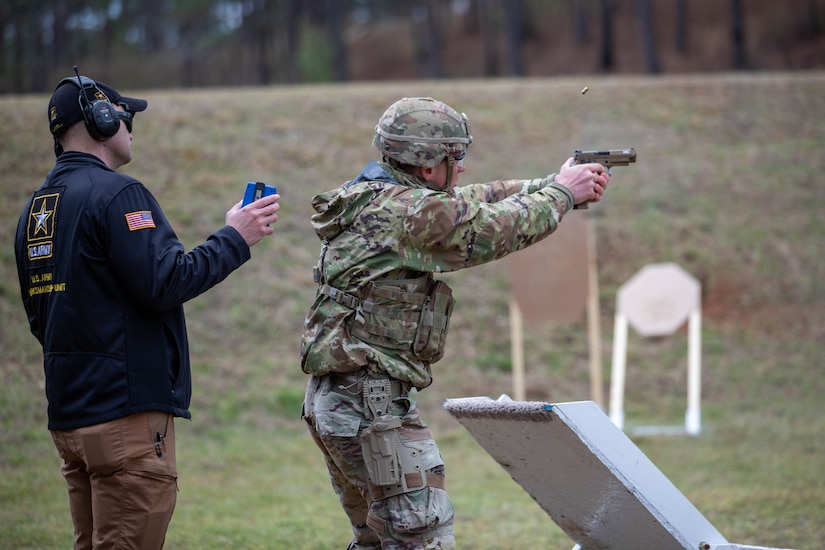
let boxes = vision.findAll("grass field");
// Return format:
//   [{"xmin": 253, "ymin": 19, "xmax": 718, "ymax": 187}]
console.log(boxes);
[{"xmin": 1, "ymin": 72, "xmax": 823, "ymax": 549}]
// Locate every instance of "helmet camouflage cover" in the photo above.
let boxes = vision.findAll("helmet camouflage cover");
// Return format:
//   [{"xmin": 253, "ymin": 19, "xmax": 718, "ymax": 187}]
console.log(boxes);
[{"xmin": 373, "ymin": 97, "xmax": 473, "ymax": 168}]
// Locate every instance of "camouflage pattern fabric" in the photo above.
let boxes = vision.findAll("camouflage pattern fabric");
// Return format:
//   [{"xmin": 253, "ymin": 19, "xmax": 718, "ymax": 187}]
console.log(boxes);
[
  {"xmin": 300, "ymin": 160, "xmax": 574, "ymax": 388},
  {"xmin": 372, "ymin": 97, "xmax": 472, "ymax": 169},
  {"xmin": 304, "ymin": 373, "xmax": 455, "ymax": 549},
  {"xmin": 301, "ymin": 157, "xmax": 574, "ymax": 548}
]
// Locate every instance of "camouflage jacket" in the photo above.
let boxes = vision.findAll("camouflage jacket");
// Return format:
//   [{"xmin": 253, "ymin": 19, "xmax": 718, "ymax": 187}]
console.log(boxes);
[{"xmin": 300, "ymin": 160, "xmax": 574, "ymax": 388}]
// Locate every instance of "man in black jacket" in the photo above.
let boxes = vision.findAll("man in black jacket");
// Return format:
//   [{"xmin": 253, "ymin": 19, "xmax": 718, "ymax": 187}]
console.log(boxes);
[{"xmin": 14, "ymin": 73, "xmax": 280, "ymax": 549}]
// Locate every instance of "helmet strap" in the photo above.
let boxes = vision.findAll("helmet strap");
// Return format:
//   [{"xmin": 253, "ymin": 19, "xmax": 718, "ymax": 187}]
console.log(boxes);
[{"xmin": 445, "ymin": 155, "xmax": 455, "ymax": 189}]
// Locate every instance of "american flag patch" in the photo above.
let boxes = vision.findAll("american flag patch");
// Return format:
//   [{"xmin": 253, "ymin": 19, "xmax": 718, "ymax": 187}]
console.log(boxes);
[{"xmin": 125, "ymin": 211, "xmax": 155, "ymax": 231}]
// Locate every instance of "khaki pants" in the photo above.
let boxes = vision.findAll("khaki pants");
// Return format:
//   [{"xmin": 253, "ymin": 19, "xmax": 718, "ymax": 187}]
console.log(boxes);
[{"xmin": 50, "ymin": 411, "xmax": 178, "ymax": 550}]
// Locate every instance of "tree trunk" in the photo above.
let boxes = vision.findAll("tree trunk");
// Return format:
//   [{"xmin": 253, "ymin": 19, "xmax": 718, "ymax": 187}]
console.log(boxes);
[
  {"xmin": 502, "ymin": 0, "xmax": 525, "ymax": 76},
  {"xmin": 326, "ymin": 0, "xmax": 348, "ymax": 81},
  {"xmin": 49, "ymin": 0, "xmax": 70, "ymax": 73},
  {"xmin": 478, "ymin": 0, "xmax": 499, "ymax": 76},
  {"xmin": 730, "ymin": 0, "xmax": 746, "ymax": 69},
  {"xmin": 635, "ymin": 0, "xmax": 659, "ymax": 74},
  {"xmin": 599, "ymin": 0, "xmax": 615, "ymax": 71},
  {"xmin": 569, "ymin": 0, "xmax": 589, "ymax": 44},
  {"xmin": 254, "ymin": 0, "xmax": 273, "ymax": 84},
  {"xmin": 426, "ymin": 0, "xmax": 444, "ymax": 78},
  {"xmin": 285, "ymin": 0, "xmax": 303, "ymax": 83},
  {"xmin": 674, "ymin": 0, "xmax": 687, "ymax": 54},
  {"xmin": 809, "ymin": 0, "xmax": 823, "ymax": 36}
]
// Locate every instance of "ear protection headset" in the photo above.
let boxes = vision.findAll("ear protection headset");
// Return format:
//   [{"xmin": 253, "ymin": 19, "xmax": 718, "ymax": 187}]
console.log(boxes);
[{"xmin": 58, "ymin": 66, "xmax": 121, "ymax": 141}]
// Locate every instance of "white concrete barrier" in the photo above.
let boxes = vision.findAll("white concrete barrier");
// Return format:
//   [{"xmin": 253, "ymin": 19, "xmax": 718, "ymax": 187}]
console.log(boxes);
[{"xmin": 443, "ymin": 397, "xmax": 792, "ymax": 550}]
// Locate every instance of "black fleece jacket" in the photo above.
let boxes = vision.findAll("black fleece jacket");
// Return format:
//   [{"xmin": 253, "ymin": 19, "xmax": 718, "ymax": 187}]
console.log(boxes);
[{"xmin": 15, "ymin": 152, "xmax": 250, "ymax": 430}]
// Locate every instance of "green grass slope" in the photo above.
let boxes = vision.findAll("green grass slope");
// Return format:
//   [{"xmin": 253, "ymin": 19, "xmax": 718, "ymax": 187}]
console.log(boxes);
[{"xmin": 1, "ymin": 73, "xmax": 823, "ymax": 549}]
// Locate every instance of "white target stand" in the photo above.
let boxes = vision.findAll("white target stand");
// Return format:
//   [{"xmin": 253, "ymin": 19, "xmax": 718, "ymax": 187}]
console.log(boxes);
[{"xmin": 609, "ymin": 262, "xmax": 702, "ymax": 436}]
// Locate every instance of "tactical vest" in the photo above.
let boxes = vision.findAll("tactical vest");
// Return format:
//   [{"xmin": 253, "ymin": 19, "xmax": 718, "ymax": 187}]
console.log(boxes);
[{"xmin": 314, "ymin": 241, "xmax": 454, "ymax": 364}]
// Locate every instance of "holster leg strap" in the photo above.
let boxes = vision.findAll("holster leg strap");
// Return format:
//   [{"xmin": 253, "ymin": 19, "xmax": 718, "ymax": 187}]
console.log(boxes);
[{"xmin": 368, "ymin": 471, "xmax": 446, "ymax": 501}]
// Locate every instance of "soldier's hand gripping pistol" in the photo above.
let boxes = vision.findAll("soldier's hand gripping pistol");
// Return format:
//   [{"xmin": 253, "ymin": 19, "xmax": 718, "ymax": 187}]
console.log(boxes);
[{"xmin": 571, "ymin": 148, "xmax": 637, "ymax": 209}]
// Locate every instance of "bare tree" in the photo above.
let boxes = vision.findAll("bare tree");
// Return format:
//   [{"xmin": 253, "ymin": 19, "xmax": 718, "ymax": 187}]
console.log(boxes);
[
  {"xmin": 635, "ymin": 0, "xmax": 660, "ymax": 73},
  {"xmin": 598, "ymin": 0, "xmax": 615, "ymax": 71},
  {"xmin": 49, "ymin": 0, "xmax": 71, "ymax": 73},
  {"xmin": 8, "ymin": 0, "xmax": 50, "ymax": 93},
  {"xmin": 809, "ymin": 0, "xmax": 824, "ymax": 36},
  {"xmin": 569, "ymin": 0, "xmax": 589, "ymax": 44},
  {"xmin": 138, "ymin": 0, "xmax": 166, "ymax": 53},
  {"xmin": 326, "ymin": 0, "xmax": 349, "ymax": 81},
  {"xmin": 674, "ymin": 0, "xmax": 687, "ymax": 54},
  {"xmin": 731, "ymin": 0, "xmax": 746, "ymax": 69},
  {"xmin": 478, "ymin": 0, "xmax": 499, "ymax": 76},
  {"xmin": 5, "ymin": 0, "xmax": 23, "ymax": 92},
  {"xmin": 100, "ymin": 2, "xmax": 116, "ymax": 73},
  {"xmin": 425, "ymin": 0, "xmax": 444, "ymax": 78},
  {"xmin": 285, "ymin": 0, "xmax": 303, "ymax": 83},
  {"xmin": 0, "ymin": 1, "xmax": 7, "ymax": 92},
  {"xmin": 502, "ymin": 0, "xmax": 525, "ymax": 76},
  {"xmin": 174, "ymin": 1, "xmax": 215, "ymax": 88},
  {"xmin": 248, "ymin": 0, "xmax": 276, "ymax": 84}
]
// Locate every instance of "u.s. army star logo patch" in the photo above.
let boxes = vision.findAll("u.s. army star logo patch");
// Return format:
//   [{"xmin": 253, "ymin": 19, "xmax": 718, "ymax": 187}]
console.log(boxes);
[{"xmin": 27, "ymin": 193, "xmax": 60, "ymax": 260}]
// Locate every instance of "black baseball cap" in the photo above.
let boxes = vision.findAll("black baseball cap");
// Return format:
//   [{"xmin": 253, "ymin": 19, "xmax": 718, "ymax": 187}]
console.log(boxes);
[{"xmin": 48, "ymin": 76, "xmax": 148, "ymax": 137}]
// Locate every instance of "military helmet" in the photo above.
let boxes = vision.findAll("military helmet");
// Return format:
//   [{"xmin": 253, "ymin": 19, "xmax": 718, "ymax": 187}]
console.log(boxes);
[{"xmin": 373, "ymin": 97, "xmax": 472, "ymax": 168}]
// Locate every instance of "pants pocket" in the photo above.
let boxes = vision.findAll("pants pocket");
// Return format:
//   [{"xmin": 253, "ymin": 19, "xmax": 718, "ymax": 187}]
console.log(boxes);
[{"xmin": 370, "ymin": 485, "xmax": 455, "ymax": 538}]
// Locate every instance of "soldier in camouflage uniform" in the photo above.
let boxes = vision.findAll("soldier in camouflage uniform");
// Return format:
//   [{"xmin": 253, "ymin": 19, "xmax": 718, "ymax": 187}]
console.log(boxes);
[{"xmin": 300, "ymin": 97, "xmax": 610, "ymax": 549}]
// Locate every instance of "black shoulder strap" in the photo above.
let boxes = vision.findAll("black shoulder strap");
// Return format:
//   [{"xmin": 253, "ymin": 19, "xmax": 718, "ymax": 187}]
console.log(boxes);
[{"xmin": 345, "ymin": 161, "xmax": 398, "ymax": 188}]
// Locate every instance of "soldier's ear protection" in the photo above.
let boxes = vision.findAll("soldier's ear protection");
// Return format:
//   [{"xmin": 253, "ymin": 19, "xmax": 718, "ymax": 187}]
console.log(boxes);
[{"xmin": 58, "ymin": 66, "xmax": 121, "ymax": 141}]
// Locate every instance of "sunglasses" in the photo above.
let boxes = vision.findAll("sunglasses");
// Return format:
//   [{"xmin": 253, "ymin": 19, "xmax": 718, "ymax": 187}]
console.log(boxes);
[
  {"xmin": 115, "ymin": 110, "xmax": 133, "ymax": 133},
  {"xmin": 453, "ymin": 150, "xmax": 466, "ymax": 162}
]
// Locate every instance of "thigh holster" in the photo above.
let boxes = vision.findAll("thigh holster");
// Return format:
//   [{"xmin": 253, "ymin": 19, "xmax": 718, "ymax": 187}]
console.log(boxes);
[{"xmin": 360, "ymin": 378, "xmax": 445, "ymax": 501}]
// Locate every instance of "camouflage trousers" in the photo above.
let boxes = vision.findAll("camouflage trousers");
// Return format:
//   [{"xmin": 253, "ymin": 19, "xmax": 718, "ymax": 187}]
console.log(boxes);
[{"xmin": 303, "ymin": 373, "xmax": 456, "ymax": 549}]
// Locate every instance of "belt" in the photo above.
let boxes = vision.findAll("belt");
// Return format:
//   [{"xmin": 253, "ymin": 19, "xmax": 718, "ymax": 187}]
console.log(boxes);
[{"xmin": 319, "ymin": 372, "xmax": 407, "ymax": 400}]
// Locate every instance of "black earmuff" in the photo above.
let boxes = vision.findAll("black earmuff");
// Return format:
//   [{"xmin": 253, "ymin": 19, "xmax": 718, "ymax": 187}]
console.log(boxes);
[{"xmin": 58, "ymin": 67, "xmax": 120, "ymax": 140}]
